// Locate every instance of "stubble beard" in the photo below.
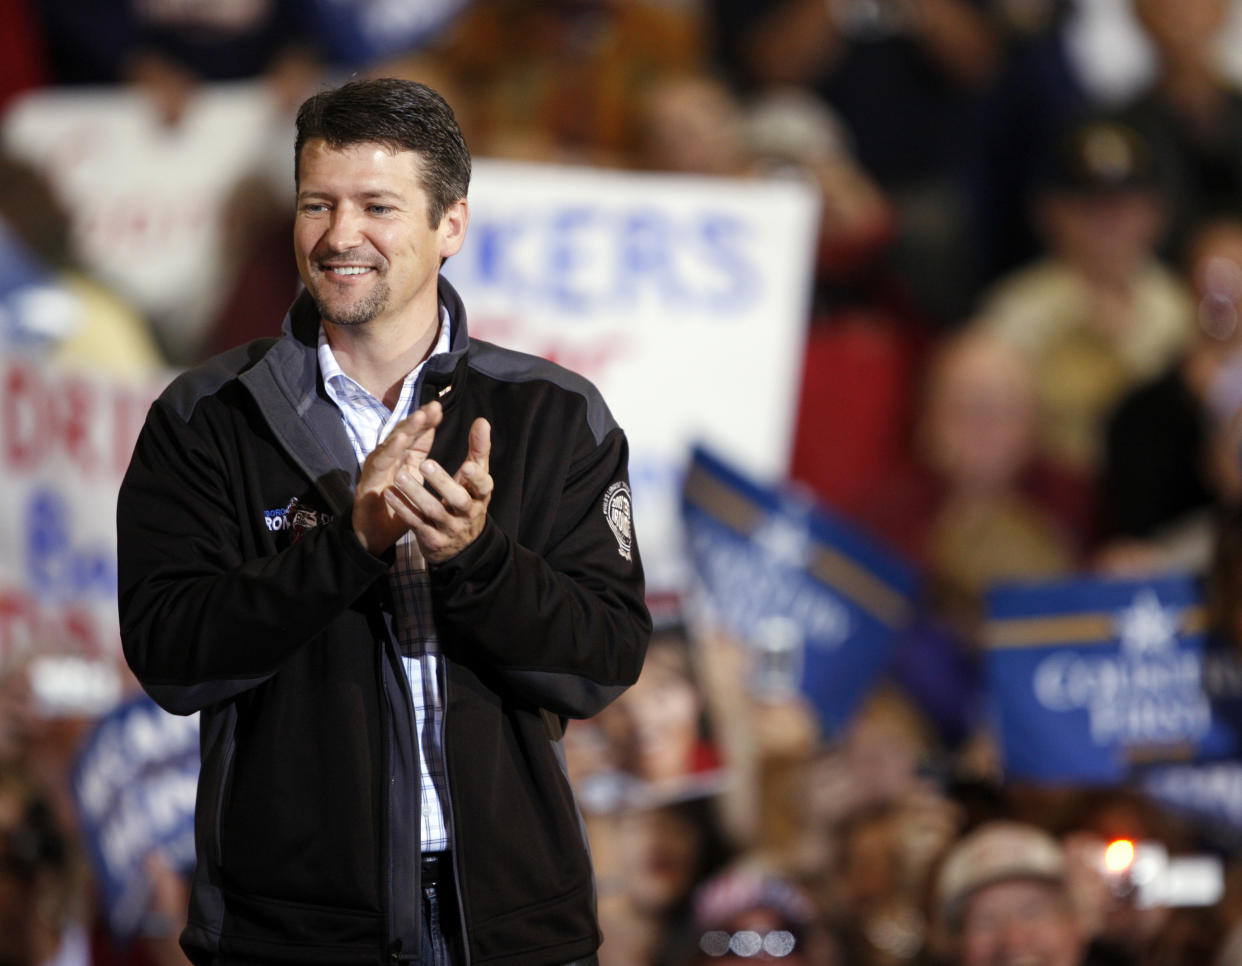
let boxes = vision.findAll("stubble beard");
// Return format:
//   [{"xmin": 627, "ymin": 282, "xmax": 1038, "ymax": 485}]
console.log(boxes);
[{"xmin": 312, "ymin": 272, "xmax": 390, "ymax": 328}]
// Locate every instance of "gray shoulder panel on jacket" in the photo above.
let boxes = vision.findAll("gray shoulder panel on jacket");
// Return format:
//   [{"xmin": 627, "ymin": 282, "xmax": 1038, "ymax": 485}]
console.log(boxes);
[
  {"xmin": 467, "ymin": 340, "xmax": 620, "ymax": 445},
  {"xmin": 159, "ymin": 340, "xmax": 279, "ymax": 422}
]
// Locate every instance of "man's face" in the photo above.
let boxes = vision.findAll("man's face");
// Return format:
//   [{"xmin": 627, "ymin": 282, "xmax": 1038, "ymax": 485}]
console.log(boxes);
[
  {"xmin": 958, "ymin": 879, "xmax": 1084, "ymax": 966},
  {"xmin": 294, "ymin": 139, "xmax": 466, "ymax": 333},
  {"xmin": 1041, "ymin": 191, "xmax": 1161, "ymax": 281}
]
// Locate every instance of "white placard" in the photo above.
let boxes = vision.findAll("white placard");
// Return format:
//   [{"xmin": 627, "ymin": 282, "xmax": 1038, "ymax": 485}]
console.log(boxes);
[
  {"xmin": 0, "ymin": 354, "xmax": 162, "ymax": 706},
  {"xmin": 445, "ymin": 160, "xmax": 820, "ymax": 589}
]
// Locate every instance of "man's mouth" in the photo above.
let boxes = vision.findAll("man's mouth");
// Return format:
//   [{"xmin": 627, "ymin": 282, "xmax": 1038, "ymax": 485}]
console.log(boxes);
[{"xmin": 321, "ymin": 264, "xmax": 377, "ymax": 277}]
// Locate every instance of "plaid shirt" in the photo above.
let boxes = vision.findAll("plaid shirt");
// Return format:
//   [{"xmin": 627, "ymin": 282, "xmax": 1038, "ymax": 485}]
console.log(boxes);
[{"xmin": 318, "ymin": 314, "xmax": 453, "ymax": 852}]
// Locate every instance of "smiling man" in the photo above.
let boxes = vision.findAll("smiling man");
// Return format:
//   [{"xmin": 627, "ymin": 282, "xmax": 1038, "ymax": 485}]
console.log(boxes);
[{"xmin": 116, "ymin": 78, "xmax": 650, "ymax": 966}]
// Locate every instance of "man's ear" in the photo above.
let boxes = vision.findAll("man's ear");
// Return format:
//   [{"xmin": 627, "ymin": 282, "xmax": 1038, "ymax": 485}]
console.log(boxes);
[{"xmin": 439, "ymin": 198, "xmax": 469, "ymax": 260}]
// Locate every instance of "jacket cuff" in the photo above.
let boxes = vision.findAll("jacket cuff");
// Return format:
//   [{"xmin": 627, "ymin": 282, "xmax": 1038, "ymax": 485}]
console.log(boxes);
[
  {"xmin": 333, "ymin": 514, "xmax": 396, "ymax": 578},
  {"xmin": 429, "ymin": 515, "xmax": 507, "ymax": 588}
]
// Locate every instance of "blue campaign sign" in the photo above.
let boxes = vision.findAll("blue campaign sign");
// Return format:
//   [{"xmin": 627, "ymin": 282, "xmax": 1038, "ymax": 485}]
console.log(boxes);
[
  {"xmin": 1141, "ymin": 760, "xmax": 1242, "ymax": 838},
  {"xmin": 986, "ymin": 573, "xmax": 1242, "ymax": 784},
  {"xmin": 681, "ymin": 446, "xmax": 915, "ymax": 735},
  {"xmin": 70, "ymin": 694, "xmax": 199, "ymax": 938}
]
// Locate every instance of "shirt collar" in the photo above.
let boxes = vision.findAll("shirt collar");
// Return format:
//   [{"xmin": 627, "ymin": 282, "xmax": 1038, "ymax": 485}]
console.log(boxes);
[{"xmin": 318, "ymin": 302, "xmax": 452, "ymax": 411}]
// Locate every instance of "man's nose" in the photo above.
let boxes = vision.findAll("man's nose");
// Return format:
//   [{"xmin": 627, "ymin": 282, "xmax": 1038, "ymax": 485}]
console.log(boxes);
[
  {"xmin": 324, "ymin": 207, "xmax": 365, "ymax": 251},
  {"xmin": 996, "ymin": 916, "xmax": 1037, "ymax": 958}
]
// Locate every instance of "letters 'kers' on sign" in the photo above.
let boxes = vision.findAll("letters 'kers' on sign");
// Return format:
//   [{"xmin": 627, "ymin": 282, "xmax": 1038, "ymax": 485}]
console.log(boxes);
[{"xmin": 2, "ymin": 362, "xmax": 155, "ymax": 479}]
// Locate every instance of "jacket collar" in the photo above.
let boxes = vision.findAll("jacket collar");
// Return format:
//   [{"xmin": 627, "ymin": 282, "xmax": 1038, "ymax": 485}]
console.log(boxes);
[
  {"xmin": 422, "ymin": 275, "xmax": 471, "ymax": 409},
  {"xmin": 238, "ymin": 275, "xmax": 472, "ymax": 514}
]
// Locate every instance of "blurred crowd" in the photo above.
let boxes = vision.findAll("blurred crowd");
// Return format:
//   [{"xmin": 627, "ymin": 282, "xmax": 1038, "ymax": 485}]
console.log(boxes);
[{"xmin": 6, "ymin": 0, "xmax": 1242, "ymax": 964}]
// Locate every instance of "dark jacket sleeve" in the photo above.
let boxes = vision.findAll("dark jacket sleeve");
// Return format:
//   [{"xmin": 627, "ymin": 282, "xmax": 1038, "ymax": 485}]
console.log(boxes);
[
  {"xmin": 428, "ymin": 425, "xmax": 650, "ymax": 720},
  {"xmin": 117, "ymin": 398, "xmax": 389, "ymax": 715}
]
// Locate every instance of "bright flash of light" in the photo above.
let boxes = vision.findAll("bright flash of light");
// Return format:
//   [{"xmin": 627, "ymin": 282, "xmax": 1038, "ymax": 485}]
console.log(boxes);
[{"xmin": 1105, "ymin": 839, "xmax": 1135, "ymax": 874}]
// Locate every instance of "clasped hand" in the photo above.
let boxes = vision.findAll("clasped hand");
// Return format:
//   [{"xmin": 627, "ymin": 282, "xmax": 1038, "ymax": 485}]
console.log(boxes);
[{"xmin": 352, "ymin": 400, "xmax": 493, "ymax": 563}]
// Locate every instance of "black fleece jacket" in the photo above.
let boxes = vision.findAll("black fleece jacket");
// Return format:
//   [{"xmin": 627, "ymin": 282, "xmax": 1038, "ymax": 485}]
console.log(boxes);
[{"xmin": 117, "ymin": 277, "xmax": 650, "ymax": 965}]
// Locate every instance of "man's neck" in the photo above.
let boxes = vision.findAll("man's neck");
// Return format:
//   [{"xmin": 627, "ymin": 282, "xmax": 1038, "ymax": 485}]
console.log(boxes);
[{"xmin": 324, "ymin": 307, "xmax": 442, "ymax": 411}]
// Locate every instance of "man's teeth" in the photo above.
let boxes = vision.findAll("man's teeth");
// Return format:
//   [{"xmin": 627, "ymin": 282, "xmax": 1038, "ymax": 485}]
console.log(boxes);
[{"xmin": 328, "ymin": 266, "xmax": 372, "ymax": 275}]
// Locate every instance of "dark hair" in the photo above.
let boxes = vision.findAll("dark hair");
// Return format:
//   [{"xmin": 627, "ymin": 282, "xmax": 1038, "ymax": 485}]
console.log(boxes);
[{"xmin": 295, "ymin": 78, "xmax": 471, "ymax": 227}]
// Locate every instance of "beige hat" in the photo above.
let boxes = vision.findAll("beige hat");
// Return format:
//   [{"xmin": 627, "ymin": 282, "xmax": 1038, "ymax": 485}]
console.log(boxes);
[{"xmin": 936, "ymin": 821, "xmax": 1066, "ymax": 928}]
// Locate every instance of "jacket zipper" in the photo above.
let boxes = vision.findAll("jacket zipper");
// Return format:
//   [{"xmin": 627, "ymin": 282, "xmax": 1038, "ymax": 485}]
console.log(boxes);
[
  {"xmin": 438, "ymin": 658, "xmax": 472, "ymax": 966},
  {"xmin": 383, "ymin": 618, "xmax": 420, "ymax": 964}
]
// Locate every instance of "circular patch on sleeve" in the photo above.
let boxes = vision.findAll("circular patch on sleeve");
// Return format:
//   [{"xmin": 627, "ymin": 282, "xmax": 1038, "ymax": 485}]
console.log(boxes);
[{"xmin": 601, "ymin": 482, "xmax": 633, "ymax": 561}]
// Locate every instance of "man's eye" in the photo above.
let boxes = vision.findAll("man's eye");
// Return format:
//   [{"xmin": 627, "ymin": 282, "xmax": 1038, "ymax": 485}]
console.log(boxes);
[
  {"xmin": 368, "ymin": 205, "xmax": 393, "ymax": 215},
  {"xmin": 302, "ymin": 203, "xmax": 329, "ymax": 214}
]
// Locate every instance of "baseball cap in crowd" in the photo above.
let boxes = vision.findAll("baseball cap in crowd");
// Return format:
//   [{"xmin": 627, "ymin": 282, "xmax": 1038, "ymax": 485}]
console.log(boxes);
[
  {"xmin": 935, "ymin": 820, "xmax": 1067, "ymax": 929},
  {"xmin": 690, "ymin": 867, "xmax": 819, "ymax": 961},
  {"xmin": 1043, "ymin": 118, "xmax": 1157, "ymax": 195}
]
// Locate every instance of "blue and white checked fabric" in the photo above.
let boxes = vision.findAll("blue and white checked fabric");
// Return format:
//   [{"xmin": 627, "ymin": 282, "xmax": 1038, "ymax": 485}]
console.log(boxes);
[{"xmin": 318, "ymin": 315, "xmax": 453, "ymax": 852}]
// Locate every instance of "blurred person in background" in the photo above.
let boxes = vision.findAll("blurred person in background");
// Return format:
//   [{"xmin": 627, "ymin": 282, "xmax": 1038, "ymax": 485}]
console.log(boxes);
[
  {"xmin": 595, "ymin": 624, "xmax": 721, "ymax": 789},
  {"xmin": 635, "ymin": 72, "xmax": 754, "ymax": 179},
  {"xmin": 968, "ymin": 0, "xmax": 1087, "ymax": 286},
  {"xmin": 973, "ymin": 116, "xmax": 1191, "ymax": 484},
  {"xmin": 1209, "ymin": 848, "xmax": 1242, "ymax": 966},
  {"xmin": 932, "ymin": 820, "xmax": 1093, "ymax": 966},
  {"xmin": 673, "ymin": 866, "xmax": 841, "ymax": 966},
  {"xmin": 0, "ymin": 153, "xmax": 163, "ymax": 378},
  {"xmin": 705, "ymin": 0, "xmax": 1000, "ymax": 326},
  {"xmin": 34, "ymin": 0, "xmax": 321, "ymax": 127},
  {"xmin": 747, "ymin": 89, "xmax": 929, "ymax": 520},
  {"xmin": 855, "ymin": 330, "xmax": 1079, "ymax": 751},
  {"xmin": 687, "ymin": 621, "xmax": 820, "ymax": 855},
  {"xmin": 1055, "ymin": 789, "xmax": 1207, "ymax": 966},
  {"xmin": 406, "ymin": 0, "xmax": 704, "ymax": 166},
  {"xmin": 968, "ymin": 0, "xmax": 1175, "ymax": 286},
  {"xmin": 785, "ymin": 693, "xmax": 959, "ymax": 964},
  {"xmin": 596, "ymin": 797, "xmax": 732, "ymax": 966},
  {"xmin": 833, "ymin": 795, "xmax": 959, "ymax": 965},
  {"xmin": 1099, "ymin": 217, "xmax": 1242, "ymax": 573},
  {"xmin": 0, "ymin": 763, "xmax": 87, "ymax": 966},
  {"xmin": 1122, "ymin": 0, "xmax": 1242, "ymax": 266}
]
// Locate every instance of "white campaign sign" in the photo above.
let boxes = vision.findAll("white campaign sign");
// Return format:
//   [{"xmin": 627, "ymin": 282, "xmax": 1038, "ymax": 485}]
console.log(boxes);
[
  {"xmin": 0, "ymin": 355, "xmax": 162, "ymax": 711},
  {"xmin": 445, "ymin": 160, "xmax": 819, "ymax": 589}
]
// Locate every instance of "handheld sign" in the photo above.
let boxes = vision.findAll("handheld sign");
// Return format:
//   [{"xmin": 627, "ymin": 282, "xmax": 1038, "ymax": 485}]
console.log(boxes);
[
  {"xmin": 680, "ymin": 446, "xmax": 915, "ymax": 735},
  {"xmin": 70, "ymin": 694, "xmax": 199, "ymax": 939},
  {"xmin": 986, "ymin": 573, "xmax": 1242, "ymax": 784},
  {"xmin": 445, "ymin": 161, "xmax": 819, "ymax": 590}
]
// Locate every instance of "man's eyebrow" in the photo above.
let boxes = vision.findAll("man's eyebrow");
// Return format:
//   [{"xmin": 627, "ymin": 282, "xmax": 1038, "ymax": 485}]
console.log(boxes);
[
  {"xmin": 297, "ymin": 189, "xmax": 407, "ymax": 202},
  {"xmin": 357, "ymin": 190, "xmax": 407, "ymax": 204}
]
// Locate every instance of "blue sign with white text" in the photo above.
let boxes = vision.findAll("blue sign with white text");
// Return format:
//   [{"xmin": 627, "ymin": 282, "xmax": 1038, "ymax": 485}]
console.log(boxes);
[
  {"xmin": 70, "ymin": 694, "xmax": 199, "ymax": 939},
  {"xmin": 681, "ymin": 446, "xmax": 915, "ymax": 734},
  {"xmin": 986, "ymin": 574, "xmax": 1242, "ymax": 784}
]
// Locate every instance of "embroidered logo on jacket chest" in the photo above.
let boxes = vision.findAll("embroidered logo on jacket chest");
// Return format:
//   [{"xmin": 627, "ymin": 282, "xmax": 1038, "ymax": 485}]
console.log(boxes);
[
  {"xmin": 602, "ymin": 482, "xmax": 633, "ymax": 561},
  {"xmin": 263, "ymin": 497, "xmax": 334, "ymax": 541}
]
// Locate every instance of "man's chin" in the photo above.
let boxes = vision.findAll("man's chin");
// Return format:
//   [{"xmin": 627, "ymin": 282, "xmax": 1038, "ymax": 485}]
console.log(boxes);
[
  {"xmin": 322, "ymin": 312, "xmax": 373, "ymax": 328},
  {"xmin": 313, "ymin": 296, "xmax": 383, "ymax": 328}
]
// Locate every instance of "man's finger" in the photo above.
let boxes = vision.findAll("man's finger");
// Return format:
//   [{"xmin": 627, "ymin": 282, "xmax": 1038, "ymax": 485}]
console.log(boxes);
[
  {"xmin": 467, "ymin": 418, "xmax": 491, "ymax": 473},
  {"xmin": 367, "ymin": 405, "xmax": 437, "ymax": 473},
  {"xmin": 457, "ymin": 462, "xmax": 494, "ymax": 501},
  {"xmin": 368, "ymin": 402, "xmax": 444, "ymax": 478},
  {"xmin": 418, "ymin": 461, "xmax": 471, "ymax": 515},
  {"xmin": 386, "ymin": 401, "xmax": 444, "ymax": 452},
  {"xmin": 453, "ymin": 418, "xmax": 493, "ymax": 499},
  {"xmin": 387, "ymin": 472, "xmax": 449, "ymax": 525}
]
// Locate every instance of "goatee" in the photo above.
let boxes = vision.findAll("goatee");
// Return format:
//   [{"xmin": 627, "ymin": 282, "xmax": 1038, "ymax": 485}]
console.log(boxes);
[{"xmin": 313, "ymin": 277, "xmax": 389, "ymax": 327}]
